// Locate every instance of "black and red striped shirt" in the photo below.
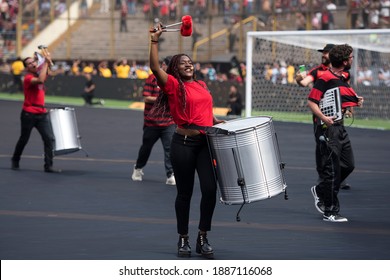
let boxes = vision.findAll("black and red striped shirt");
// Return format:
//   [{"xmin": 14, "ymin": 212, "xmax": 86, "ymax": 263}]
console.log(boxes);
[
  {"xmin": 308, "ymin": 64, "xmax": 329, "ymax": 82},
  {"xmin": 143, "ymin": 74, "xmax": 174, "ymax": 127},
  {"xmin": 308, "ymin": 64, "xmax": 350, "ymax": 83},
  {"xmin": 308, "ymin": 69, "xmax": 359, "ymax": 109}
]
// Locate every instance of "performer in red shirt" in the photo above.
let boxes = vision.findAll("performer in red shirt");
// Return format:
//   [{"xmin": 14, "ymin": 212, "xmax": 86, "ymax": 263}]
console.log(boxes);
[
  {"xmin": 149, "ymin": 23, "xmax": 223, "ymax": 259},
  {"xmin": 11, "ymin": 54, "xmax": 60, "ymax": 173}
]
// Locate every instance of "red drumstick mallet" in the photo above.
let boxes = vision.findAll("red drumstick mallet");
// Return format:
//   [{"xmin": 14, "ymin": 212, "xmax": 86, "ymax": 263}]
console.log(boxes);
[
  {"xmin": 180, "ymin": 15, "xmax": 193, "ymax": 37},
  {"xmin": 152, "ymin": 15, "xmax": 193, "ymax": 37}
]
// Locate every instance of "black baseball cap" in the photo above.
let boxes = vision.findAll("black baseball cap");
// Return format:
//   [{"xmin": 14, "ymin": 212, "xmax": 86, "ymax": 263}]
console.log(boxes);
[{"xmin": 317, "ymin": 44, "xmax": 335, "ymax": 53}]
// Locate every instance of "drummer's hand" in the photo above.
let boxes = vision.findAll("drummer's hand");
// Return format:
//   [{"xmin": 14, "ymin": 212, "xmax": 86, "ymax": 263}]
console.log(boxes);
[
  {"xmin": 322, "ymin": 116, "xmax": 335, "ymax": 127},
  {"xmin": 213, "ymin": 117, "xmax": 225, "ymax": 125},
  {"xmin": 344, "ymin": 108, "xmax": 353, "ymax": 118},
  {"xmin": 357, "ymin": 96, "xmax": 364, "ymax": 107},
  {"xmin": 295, "ymin": 72, "xmax": 305, "ymax": 82},
  {"xmin": 150, "ymin": 23, "xmax": 163, "ymax": 41}
]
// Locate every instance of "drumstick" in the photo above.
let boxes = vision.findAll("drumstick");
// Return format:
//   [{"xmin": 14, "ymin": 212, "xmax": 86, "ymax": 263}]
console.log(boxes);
[
  {"xmin": 38, "ymin": 45, "xmax": 54, "ymax": 67},
  {"xmin": 152, "ymin": 15, "xmax": 193, "ymax": 37}
]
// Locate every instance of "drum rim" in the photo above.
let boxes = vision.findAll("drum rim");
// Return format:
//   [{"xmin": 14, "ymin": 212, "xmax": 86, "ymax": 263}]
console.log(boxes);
[
  {"xmin": 212, "ymin": 116, "xmax": 273, "ymax": 133},
  {"xmin": 49, "ymin": 107, "xmax": 75, "ymax": 112}
]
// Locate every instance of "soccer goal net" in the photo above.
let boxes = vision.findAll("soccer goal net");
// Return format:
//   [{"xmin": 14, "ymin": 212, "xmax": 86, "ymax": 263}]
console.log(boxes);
[{"xmin": 245, "ymin": 29, "xmax": 390, "ymax": 122}]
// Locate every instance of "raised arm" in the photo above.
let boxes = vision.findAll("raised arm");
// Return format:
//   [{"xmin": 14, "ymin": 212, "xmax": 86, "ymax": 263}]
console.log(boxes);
[
  {"xmin": 296, "ymin": 72, "xmax": 314, "ymax": 87},
  {"xmin": 31, "ymin": 56, "xmax": 51, "ymax": 85},
  {"xmin": 149, "ymin": 24, "xmax": 168, "ymax": 87}
]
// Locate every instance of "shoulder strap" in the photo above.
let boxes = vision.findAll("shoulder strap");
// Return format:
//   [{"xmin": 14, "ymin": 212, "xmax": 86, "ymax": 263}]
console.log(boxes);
[{"xmin": 183, "ymin": 124, "xmax": 230, "ymax": 135}]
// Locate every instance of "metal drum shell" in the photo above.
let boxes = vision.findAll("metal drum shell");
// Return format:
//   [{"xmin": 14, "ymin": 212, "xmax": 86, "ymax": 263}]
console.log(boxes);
[
  {"xmin": 49, "ymin": 107, "xmax": 82, "ymax": 156},
  {"xmin": 208, "ymin": 117, "xmax": 286, "ymax": 205}
]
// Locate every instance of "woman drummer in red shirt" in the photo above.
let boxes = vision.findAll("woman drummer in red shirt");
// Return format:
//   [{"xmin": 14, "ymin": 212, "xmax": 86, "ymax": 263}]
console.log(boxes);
[{"xmin": 149, "ymin": 23, "xmax": 224, "ymax": 259}]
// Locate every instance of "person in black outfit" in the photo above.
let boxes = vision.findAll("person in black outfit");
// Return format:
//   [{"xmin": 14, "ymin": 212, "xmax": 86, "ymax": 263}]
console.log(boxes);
[
  {"xmin": 308, "ymin": 44, "xmax": 364, "ymax": 222},
  {"xmin": 226, "ymin": 84, "xmax": 243, "ymax": 116},
  {"xmin": 150, "ymin": 23, "xmax": 224, "ymax": 258},
  {"xmin": 82, "ymin": 73, "xmax": 104, "ymax": 106}
]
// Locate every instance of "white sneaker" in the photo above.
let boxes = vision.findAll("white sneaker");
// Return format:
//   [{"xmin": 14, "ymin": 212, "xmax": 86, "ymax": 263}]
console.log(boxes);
[
  {"xmin": 311, "ymin": 185, "xmax": 324, "ymax": 214},
  {"xmin": 323, "ymin": 213, "xmax": 348, "ymax": 222},
  {"xmin": 100, "ymin": 99, "xmax": 105, "ymax": 105},
  {"xmin": 131, "ymin": 166, "xmax": 144, "ymax": 181},
  {"xmin": 166, "ymin": 174, "xmax": 176, "ymax": 185}
]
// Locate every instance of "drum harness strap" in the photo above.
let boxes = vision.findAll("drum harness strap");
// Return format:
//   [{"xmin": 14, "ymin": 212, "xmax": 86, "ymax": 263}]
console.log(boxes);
[
  {"xmin": 31, "ymin": 104, "xmax": 45, "ymax": 108},
  {"xmin": 182, "ymin": 124, "xmax": 230, "ymax": 135}
]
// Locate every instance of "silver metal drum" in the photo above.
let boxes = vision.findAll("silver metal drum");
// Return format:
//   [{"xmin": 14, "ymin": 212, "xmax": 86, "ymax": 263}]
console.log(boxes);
[
  {"xmin": 49, "ymin": 107, "xmax": 82, "ymax": 156},
  {"xmin": 207, "ymin": 116, "xmax": 287, "ymax": 205}
]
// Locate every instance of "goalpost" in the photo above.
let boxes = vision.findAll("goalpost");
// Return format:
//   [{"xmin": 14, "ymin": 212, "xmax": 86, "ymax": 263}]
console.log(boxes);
[{"xmin": 245, "ymin": 29, "xmax": 390, "ymax": 121}]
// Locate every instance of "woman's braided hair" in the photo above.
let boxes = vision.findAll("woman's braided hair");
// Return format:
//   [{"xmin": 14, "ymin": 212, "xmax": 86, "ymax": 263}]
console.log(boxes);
[{"xmin": 151, "ymin": 54, "xmax": 201, "ymax": 115}]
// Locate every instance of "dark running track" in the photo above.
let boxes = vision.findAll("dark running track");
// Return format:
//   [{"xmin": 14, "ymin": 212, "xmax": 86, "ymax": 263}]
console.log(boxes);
[{"xmin": 1, "ymin": 100, "xmax": 390, "ymax": 260}]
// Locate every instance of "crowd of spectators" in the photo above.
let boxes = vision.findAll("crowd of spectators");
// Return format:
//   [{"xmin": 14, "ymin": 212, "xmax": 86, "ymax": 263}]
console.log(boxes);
[
  {"xmin": 0, "ymin": 0, "xmax": 81, "ymax": 59},
  {"xmin": 1, "ymin": 54, "xmax": 389, "ymax": 89},
  {"xmin": 251, "ymin": 59, "xmax": 390, "ymax": 87},
  {"xmin": 358, "ymin": 63, "xmax": 390, "ymax": 86},
  {"xmin": 57, "ymin": 57, "xmax": 247, "ymax": 84},
  {"xmin": 0, "ymin": 56, "xmax": 246, "ymax": 84},
  {"xmin": 2, "ymin": 0, "xmax": 390, "ymax": 60},
  {"xmin": 1, "ymin": 52, "xmax": 389, "ymax": 87}
]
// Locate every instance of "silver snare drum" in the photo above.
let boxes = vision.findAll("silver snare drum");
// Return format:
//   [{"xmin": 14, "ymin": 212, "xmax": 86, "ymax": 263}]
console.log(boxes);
[
  {"xmin": 49, "ymin": 107, "xmax": 82, "ymax": 156},
  {"xmin": 207, "ymin": 116, "xmax": 287, "ymax": 205}
]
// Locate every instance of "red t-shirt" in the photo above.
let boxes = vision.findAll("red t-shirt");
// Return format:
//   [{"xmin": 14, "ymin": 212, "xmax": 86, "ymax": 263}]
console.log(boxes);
[
  {"xmin": 22, "ymin": 73, "xmax": 47, "ymax": 114},
  {"xmin": 161, "ymin": 75, "xmax": 214, "ymax": 128}
]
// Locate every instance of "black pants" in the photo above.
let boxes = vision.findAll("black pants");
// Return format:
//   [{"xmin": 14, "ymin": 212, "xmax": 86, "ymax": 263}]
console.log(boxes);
[
  {"xmin": 135, "ymin": 125, "xmax": 175, "ymax": 177},
  {"xmin": 315, "ymin": 124, "xmax": 355, "ymax": 215},
  {"xmin": 171, "ymin": 133, "xmax": 217, "ymax": 235},
  {"xmin": 12, "ymin": 110, "xmax": 55, "ymax": 169},
  {"xmin": 82, "ymin": 93, "xmax": 100, "ymax": 105},
  {"xmin": 227, "ymin": 103, "xmax": 242, "ymax": 116}
]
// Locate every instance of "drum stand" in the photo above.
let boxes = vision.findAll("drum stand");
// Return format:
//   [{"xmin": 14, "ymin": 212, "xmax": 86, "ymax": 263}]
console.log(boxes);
[
  {"xmin": 274, "ymin": 133, "xmax": 288, "ymax": 201},
  {"xmin": 231, "ymin": 147, "xmax": 247, "ymax": 222}
]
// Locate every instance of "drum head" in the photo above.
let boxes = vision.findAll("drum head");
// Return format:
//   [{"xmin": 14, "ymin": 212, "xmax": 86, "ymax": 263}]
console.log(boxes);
[{"xmin": 213, "ymin": 116, "xmax": 272, "ymax": 133}]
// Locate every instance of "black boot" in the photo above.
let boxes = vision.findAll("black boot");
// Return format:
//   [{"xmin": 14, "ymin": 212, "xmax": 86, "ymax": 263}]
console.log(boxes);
[
  {"xmin": 11, "ymin": 159, "xmax": 19, "ymax": 170},
  {"xmin": 196, "ymin": 232, "xmax": 214, "ymax": 259},
  {"xmin": 44, "ymin": 166, "xmax": 62, "ymax": 173},
  {"xmin": 340, "ymin": 183, "xmax": 351, "ymax": 190},
  {"xmin": 177, "ymin": 235, "xmax": 191, "ymax": 258}
]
